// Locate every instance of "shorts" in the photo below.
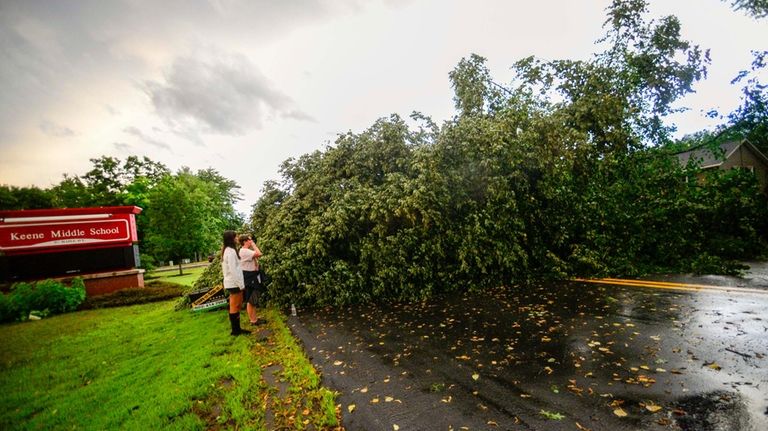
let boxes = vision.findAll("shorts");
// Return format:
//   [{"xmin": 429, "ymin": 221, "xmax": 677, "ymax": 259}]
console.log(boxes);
[{"xmin": 225, "ymin": 287, "xmax": 242, "ymax": 294}]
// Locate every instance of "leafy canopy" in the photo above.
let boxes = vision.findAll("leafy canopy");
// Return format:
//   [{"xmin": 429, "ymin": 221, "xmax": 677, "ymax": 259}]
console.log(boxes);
[{"xmin": 243, "ymin": 0, "xmax": 766, "ymax": 307}]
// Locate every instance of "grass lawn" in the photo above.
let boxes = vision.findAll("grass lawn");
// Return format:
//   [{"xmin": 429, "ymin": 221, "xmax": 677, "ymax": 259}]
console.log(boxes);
[
  {"xmin": 145, "ymin": 266, "xmax": 208, "ymax": 286},
  {"xmin": 0, "ymin": 290, "xmax": 338, "ymax": 430}
]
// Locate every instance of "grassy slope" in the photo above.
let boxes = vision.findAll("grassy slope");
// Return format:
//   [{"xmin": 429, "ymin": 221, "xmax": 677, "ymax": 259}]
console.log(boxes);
[{"xmin": 0, "ymin": 273, "xmax": 338, "ymax": 430}]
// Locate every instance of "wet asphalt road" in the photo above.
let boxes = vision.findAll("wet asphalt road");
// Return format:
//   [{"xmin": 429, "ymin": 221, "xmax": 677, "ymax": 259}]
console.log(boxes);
[{"xmin": 289, "ymin": 265, "xmax": 768, "ymax": 431}]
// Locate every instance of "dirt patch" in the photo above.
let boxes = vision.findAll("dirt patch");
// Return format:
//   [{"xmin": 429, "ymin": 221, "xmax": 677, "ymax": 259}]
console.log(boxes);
[
  {"xmin": 189, "ymin": 377, "xmax": 236, "ymax": 430},
  {"xmin": 218, "ymin": 376, "xmax": 234, "ymax": 390},
  {"xmin": 253, "ymin": 326, "xmax": 272, "ymax": 344},
  {"xmin": 262, "ymin": 364, "xmax": 288, "ymax": 397},
  {"xmin": 191, "ymin": 399, "xmax": 224, "ymax": 430},
  {"xmin": 261, "ymin": 363, "xmax": 287, "ymax": 430}
]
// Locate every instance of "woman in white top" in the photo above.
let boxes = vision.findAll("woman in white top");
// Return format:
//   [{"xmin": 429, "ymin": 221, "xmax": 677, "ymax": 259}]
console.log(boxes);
[{"xmin": 221, "ymin": 230, "xmax": 249, "ymax": 336}]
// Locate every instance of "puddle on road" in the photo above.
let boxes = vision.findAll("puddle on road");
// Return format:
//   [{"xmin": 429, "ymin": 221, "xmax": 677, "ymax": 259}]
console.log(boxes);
[{"xmin": 298, "ymin": 282, "xmax": 768, "ymax": 430}]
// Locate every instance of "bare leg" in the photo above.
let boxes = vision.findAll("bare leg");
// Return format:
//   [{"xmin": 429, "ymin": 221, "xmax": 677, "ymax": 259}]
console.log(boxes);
[
  {"xmin": 246, "ymin": 302, "xmax": 257, "ymax": 323},
  {"xmin": 229, "ymin": 291, "xmax": 242, "ymax": 313}
]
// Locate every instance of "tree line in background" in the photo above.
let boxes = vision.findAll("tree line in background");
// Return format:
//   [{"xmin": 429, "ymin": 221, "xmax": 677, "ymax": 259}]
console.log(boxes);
[
  {"xmin": 0, "ymin": 157, "xmax": 242, "ymax": 271},
  {"xmin": 246, "ymin": 0, "xmax": 768, "ymax": 307},
  {"xmin": 2, "ymin": 0, "xmax": 766, "ymax": 307}
]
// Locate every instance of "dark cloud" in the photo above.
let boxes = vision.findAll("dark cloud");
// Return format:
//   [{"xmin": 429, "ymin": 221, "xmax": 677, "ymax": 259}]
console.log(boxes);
[
  {"xmin": 39, "ymin": 120, "xmax": 75, "ymax": 137},
  {"xmin": 144, "ymin": 52, "xmax": 313, "ymax": 135},
  {"xmin": 123, "ymin": 126, "xmax": 171, "ymax": 150}
]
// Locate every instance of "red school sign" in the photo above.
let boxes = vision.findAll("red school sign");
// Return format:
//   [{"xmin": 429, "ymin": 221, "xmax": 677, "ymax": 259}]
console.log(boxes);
[{"xmin": 0, "ymin": 206, "xmax": 141, "ymax": 255}]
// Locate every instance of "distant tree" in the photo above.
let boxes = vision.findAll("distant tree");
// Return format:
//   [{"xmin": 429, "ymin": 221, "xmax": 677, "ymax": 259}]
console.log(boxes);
[
  {"xmin": 81, "ymin": 156, "xmax": 169, "ymax": 205},
  {"xmin": 195, "ymin": 167, "xmax": 243, "ymax": 230},
  {"xmin": 123, "ymin": 156, "xmax": 170, "ymax": 184},
  {"xmin": 0, "ymin": 185, "xmax": 54, "ymax": 210},
  {"xmin": 144, "ymin": 172, "xmax": 221, "ymax": 274},
  {"xmin": 50, "ymin": 175, "xmax": 94, "ymax": 208},
  {"xmin": 0, "ymin": 186, "xmax": 13, "ymax": 209},
  {"xmin": 725, "ymin": 0, "xmax": 768, "ymax": 18},
  {"xmin": 725, "ymin": 50, "xmax": 768, "ymax": 154}
]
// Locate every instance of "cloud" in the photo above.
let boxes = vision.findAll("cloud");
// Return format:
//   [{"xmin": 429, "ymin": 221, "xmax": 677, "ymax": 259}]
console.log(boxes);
[
  {"xmin": 283, "ymin": 109, "xmax": 316, "ymax": 122},
  {"xmin": 171, "ymin": 127, "xmax": 205, "ymax": 146},
  {"xmin": 0, "ymin": 1, "xmax": 332, "ymax": 149},
  {"xmin": 144, "ymin": 51, "xmax": 313, "ymax": 135},
  {"xmin": 39, "ymin": 120, "xmax": 75, "ymax": 137},
  {"xmin": 113, "ymin": 141, "xmax": 131, "ymax": 151},
  {"xmin": 123, "ymin": 126, "xmax": 171, "ymax": 150}
]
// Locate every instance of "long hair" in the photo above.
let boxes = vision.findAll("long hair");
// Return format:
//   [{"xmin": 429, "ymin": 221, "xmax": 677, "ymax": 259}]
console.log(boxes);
[{"xmin": 221, "ymin": 230, "xmax": 239, "ymax": 258}]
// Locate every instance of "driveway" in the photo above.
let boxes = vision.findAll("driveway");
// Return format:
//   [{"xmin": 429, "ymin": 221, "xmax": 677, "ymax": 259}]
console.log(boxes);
[{"xmin": 288, "ymin": 264, "xmax": 768, "ymax": 430}]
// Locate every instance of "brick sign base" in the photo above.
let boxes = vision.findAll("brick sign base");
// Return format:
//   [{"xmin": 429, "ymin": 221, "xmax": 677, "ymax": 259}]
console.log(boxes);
[{"xmin": 69, "ymin": 269, "xmax": 145, "ymax": 296}]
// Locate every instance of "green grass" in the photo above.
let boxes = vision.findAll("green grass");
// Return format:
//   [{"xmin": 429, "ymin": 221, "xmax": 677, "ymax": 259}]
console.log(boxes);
[
  {"xmin": 0, "ymin": 301, "xmax": 259, "ymax": 430},
  {"xmin": 146, "ymin": 266, "xmax": 207, "ymax": 287},
  {"xmin": 0, "ymin": 298, "xmax": 339, "ymax": 429}
]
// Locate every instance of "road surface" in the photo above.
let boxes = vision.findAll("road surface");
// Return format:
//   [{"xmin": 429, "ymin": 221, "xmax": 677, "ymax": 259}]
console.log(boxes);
[{"xmin": 289, "ymin": 265, "xmax": 768, "ymax": 430}]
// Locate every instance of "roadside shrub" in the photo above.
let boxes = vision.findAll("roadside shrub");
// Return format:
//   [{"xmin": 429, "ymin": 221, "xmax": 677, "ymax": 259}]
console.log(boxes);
[
  {"xmin": 0, "ymin": 278, "xmax": 86, "ymax": 323},
  {"xmin": 36, "ymin": 278, "xmax": 87, "ymax": 314},
  {"xmin": 0, "ymin": 293, "xmax": 20, "ymax": 324},
  {"xmin": 687, "ymin": 253, "xmax": 747, "ymax": 276},
  {"xmin": 139, "ymin": 253, "xmax": 158, "ymax": 272},
  {"xmin": 79, "ymin": 280, "xmax": 183, "ymax": 310}
]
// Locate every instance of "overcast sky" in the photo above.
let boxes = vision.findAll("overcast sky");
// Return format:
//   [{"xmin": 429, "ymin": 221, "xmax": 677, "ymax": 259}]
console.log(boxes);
[{"xmin": 1, "ymin": 0, "xmax": 765, "ymax": 214}]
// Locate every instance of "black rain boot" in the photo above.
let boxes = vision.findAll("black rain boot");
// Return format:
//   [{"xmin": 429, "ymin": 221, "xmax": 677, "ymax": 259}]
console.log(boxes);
[
  {"xmin": 228, "ymin": 313, "xmax": 239, "ymax": 336},
  {"xmin": 235, "ymin": 312, "xmax": 250, "ymax": 335}
]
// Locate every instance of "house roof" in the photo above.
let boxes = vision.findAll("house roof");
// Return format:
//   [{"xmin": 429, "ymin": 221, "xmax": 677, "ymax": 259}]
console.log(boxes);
[
  {"xmin": 675, "ymin": 139, "xmax": 768, "ymax": 169},
  {"xmin": 675, "ymin": 141, "xmax": 740, "ymax": 168}
]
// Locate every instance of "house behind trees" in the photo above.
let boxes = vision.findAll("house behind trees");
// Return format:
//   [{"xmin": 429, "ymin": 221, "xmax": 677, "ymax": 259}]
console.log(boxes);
[{"xmin": 676, "ymin": 140, "xmax": 768, "ymax": 193}]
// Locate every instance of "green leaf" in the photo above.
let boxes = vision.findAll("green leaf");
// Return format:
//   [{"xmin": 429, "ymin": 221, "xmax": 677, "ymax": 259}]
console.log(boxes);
[{"xmin": 540, "ymin": 409, "xmax": 565, "ymax": 420}]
